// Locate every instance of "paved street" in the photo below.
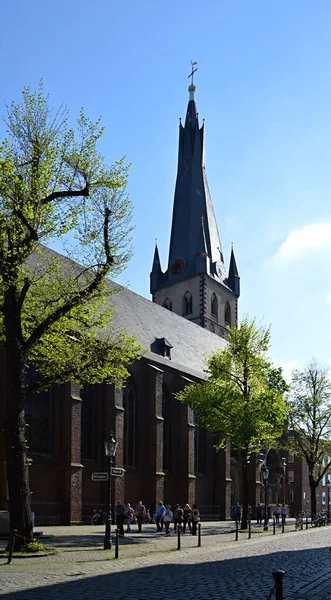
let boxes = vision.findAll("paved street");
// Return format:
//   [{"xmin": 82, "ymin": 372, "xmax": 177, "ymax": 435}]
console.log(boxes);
[{"xmin": 1, "ymin": 523, "xmax": 331, "ymax": 599}]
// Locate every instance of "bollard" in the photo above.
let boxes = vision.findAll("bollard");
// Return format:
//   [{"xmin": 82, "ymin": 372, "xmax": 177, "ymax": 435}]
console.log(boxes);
[
  {"xmin": 7, "ymin": 530, "xmax": 17, "ymax": 565},
  {"xmin": 197, "ymin": 522, "xmax": 201, "ymax": 547},
  {"xmin": 273, "ymin": 518, "xmax": 276, "ymax": 535},
  {"xmin": 273, "ymin": 569, "xmax": 285, "ymax": 600},
  {"xmin": 177, "ymin": 525, "xmax": 181, "ymax": 550},
  {"xmin": 248, "ymin": 518, "xmax": 251, "ymax": 539},
  {"xmin": 115, "ymin": 528, "xmax": 119, "ymax": 559},
  {"xmin": 282, "ymin": 519, "xmax": 285, "ymax": 534},
  {"xmin": 301, "ymin": 518, "xmax": 303, "ymax": 531},
  {"xmin": 306, "ymin": 515, "xmax": 308, "ymax": 530},
  {"xmin": 235, "ymin": 520, "xmax": 239, "ymax": 541}
]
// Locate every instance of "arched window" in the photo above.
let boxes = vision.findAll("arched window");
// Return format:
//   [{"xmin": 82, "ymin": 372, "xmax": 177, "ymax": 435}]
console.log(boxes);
[
  {"xmin": 194, "ymin": 412, "xmax": 204, "ymax": 474},
  {"xmin": 209, "ymin": 323, "xmax": 215, "ymax": 333},
  {"xmin": 183, "ymin": 292, "xmax": 193, "ymax": 316},
  {"xmin": 81, "ymin": 384, "xmax": 97, "ymax": 460},
  {"xmin": 25, "ymin": 365, "xmax": 52, "ymax": 455},
  {"xmin": 163, "ymin": 298, "xmax": 172, "ymax": 311},
  {"xmin": 211, "ymin": 293, "xmax": 218, "ymax": 320},
  {"xmin": 162, "ymin": 384, "xmax": 171, "ymax": 472},
  {"xmin": 123, "ymin": 380, "xmax": 136, "ymax": 467},
  {"xmin": 225, "ymin": 302, "xmax": 231, "ymax": 327}
]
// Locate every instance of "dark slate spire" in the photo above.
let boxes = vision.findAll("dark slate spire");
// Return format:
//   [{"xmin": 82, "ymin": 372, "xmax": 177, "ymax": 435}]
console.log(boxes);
[
  {"xmin": 150, "ymin": 242, "xmax": 164, "ymax": 293},
  {"xmin": 164, "ymin": 83, "xmax": 226, "ymax": 285},
  {"xmin": 227, "ymin": 246, "xmax": 240, "ymax": 297}
]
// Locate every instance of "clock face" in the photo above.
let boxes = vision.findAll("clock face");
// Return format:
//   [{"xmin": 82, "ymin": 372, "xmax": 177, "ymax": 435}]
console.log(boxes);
[
  {"xmin": 170, "ymin": 257, "xmax": 186, "ymax": 276},
  {"xmin": 215, "ymin": 261, "xmax": 227, "ymax": 280}
]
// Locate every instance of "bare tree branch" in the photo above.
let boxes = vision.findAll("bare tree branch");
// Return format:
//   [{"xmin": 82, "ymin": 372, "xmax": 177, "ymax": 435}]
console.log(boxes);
[{"xmin": 41, "ymin": 183, "xmax": 90, "ymax": 205}]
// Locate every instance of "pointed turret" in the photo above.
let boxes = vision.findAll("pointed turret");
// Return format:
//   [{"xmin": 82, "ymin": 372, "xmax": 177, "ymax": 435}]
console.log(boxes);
[
  {"xmin": 150, "ymin": 243, "xmax": 163, "ymax": 294},
  {"xmin": 227, "ymin": 246, "xmax": 240, "ymax": 297}
]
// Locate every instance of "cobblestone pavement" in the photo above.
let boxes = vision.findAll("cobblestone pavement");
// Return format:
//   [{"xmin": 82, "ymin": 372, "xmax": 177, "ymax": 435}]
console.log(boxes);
[{"xmin": 1, "ymin": 523, "xmax": 331, "ymax": 599}]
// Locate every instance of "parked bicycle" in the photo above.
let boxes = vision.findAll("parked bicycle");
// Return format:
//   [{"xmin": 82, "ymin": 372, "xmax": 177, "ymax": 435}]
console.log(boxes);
[{"xmin": 91, "ymin": 508, "xmax": 106, "ymax": 525}]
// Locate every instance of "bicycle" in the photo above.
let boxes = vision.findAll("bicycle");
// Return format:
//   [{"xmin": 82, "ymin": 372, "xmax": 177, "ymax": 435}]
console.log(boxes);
[{"xmin": 91, "ymin": 508, "xmax": 106, "ymax": 525}]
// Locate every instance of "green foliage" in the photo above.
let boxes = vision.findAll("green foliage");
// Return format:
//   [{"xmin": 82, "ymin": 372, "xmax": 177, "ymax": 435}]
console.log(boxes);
[
  {"xmin": 0, "ymin": 81, "xmax": 141, "ymax": 388},
  {"xmin": 20, "ymin": 540, "xmax": 53, "ymax": 553},
  {"xmin": 287, "ymin": 361, "xmax": 331, "ymax": 484},
  {"xmin": 177, "ymin": 316, "xmax": 288, "ymax": 457}
]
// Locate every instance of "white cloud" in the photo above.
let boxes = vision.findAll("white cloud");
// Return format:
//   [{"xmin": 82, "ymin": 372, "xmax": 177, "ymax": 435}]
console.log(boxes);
[
  {"xmin": 276, "ymin": 223, "xmax": 331, "ymax": 260},
  {"xmin": 326, "ymin": 295, "xmax": 331, "ymax": 303}
]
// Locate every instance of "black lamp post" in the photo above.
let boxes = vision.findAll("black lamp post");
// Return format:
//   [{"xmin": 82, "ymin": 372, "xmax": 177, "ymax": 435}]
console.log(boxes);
[
  {"xmin": 281, "ymin": 457, "xmax": 287, "ymax": 505},
  {"xmin": 261, "ymin": 464, "xmax": 269, "ymax": 531},
  {"xmin": 327, "ymin": 479, "xmax": 331, "ymax": 524},
  {"xmin": 104, "ymin": 432, "xmax": 118, "ymax": 550}
]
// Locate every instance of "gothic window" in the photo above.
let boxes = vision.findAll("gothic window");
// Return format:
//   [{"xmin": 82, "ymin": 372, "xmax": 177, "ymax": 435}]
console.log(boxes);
[
  {"xmin": 183, "ymin": 292, "xmax": 193, "ymax": 316},
  {"xmin": 194, "ymin": 413, "xmax": 204, "ymax": 474},
  {"xmin": 211, "ymin": 293, "xmax": 218, "ymax": 320},
  {"xmin": 210, "ymin": 323, "xmax": 215, "ymax": 333},
  {"xmin": 25, "ymin": 365, "xmax": 52, "ymax": 455},
  {"xmin": 225, "ymin": 302, "xmax": 231, "ymax": 327},
  {"xmin": 123, "ymin": 380, "xmax": 136, "ymax": 467},
  {"xmin": 163, "ymin": 298, "xmax": 172, "ymax": 311},
  {"xmin": 81, "ymin": 384, "xmax": 97, "ymax": 460},
  {"xmin": 162, "ymin": 384, "xmax": 171, "ymax": 472}
]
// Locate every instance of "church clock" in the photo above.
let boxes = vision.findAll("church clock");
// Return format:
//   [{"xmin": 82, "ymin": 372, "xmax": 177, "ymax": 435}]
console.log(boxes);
[{"xmin": 170, "ymin": 258, "xmax": 186, "ymax": 276}]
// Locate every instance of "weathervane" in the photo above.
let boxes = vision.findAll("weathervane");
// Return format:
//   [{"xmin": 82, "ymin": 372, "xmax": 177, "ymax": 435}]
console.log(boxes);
[{"xmin": 188, "ymin": 61, "xmax": 198, "ymax": 85}]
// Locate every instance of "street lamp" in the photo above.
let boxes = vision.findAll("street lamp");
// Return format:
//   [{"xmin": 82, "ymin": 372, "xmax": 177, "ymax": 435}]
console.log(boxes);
[
  {"xmin": 327, "ymin": 479, "xmax": 331, "ymax": 524},
  {"xmin": 104, "ymin": 432, "xmax": 118, "ymax": 550},
  {"xmin": 261, "ymin": 464, "xmax": 269, "ymax": 530},
  {"xmin": 281, "ymin": 457, "xmax": 287, "ymax": 505}
]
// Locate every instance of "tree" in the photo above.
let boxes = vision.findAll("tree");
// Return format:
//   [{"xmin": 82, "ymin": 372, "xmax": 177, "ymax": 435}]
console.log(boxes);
[
  {"xmin": 176, "ymin": 317, "xmax": 288, "ymax": 529},
  {"xmin": 287, "ymin": 361, "xmax": 331, "ymax": 518},
  {"xmin": 0, "ymin": 83, "xmax": 141, "ymax": 547}
]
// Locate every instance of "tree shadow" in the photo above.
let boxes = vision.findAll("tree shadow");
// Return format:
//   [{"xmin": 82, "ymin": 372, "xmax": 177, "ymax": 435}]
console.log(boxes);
[{"xmin": 1, "ymin": 545, "xmax": 331, "ymax": 599}]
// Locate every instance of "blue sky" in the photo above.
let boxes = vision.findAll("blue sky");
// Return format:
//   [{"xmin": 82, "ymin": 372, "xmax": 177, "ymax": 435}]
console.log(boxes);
[{"xmin": 1, "ymin": 0, "xmax": 331, "ymax": 376}]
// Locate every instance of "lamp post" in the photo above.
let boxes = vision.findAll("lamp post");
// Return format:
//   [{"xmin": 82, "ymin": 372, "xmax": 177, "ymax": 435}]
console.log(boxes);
[
  {"xmin": 327, "ymin": 479, "xmax": 331, "ymax": 524},
  {"xmin": 281, "ymin": 457, "xmax": 287, "ymax": 505},
  {"xmin": 261, "ymin": 464, "xmax": 269, "ymax": 531},
  {"xmin": 104, "ymin": 432, "xmax": 118, "ymax": 550}
]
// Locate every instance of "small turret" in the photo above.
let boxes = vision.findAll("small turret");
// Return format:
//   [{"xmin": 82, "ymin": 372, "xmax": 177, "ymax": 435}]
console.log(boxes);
[
  {"xmin": 227, "ymin": 246, "xmax": 240, "ymax": 297},
  {"xmin": 150, "ymin": 243, "xmax": 163, "ymax": 294}
]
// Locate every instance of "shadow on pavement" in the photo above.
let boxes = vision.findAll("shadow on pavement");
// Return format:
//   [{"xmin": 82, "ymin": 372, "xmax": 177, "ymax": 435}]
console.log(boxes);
[{"xmin": 2, "ymin": 545, "xmax": 331, "ymax": 599}]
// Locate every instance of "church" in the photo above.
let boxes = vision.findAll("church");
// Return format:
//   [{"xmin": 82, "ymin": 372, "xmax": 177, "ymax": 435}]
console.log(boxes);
[{"xmin": 0, "ymin": 81, "xmax": 293, "ymax": 526}]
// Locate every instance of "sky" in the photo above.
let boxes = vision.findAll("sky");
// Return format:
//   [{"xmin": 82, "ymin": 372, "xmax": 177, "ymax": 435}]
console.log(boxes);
[{"xmin": 1, "ymin": 0, "xmax": 331, "ymax": 377}]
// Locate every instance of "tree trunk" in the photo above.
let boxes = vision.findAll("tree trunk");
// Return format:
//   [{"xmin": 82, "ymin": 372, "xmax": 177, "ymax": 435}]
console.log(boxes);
[
  {"xmin": 241, "ymin": 453, "xmax": 249, "ymax": 530},
  {"xmin": 309, "ymin": 476, "xmax": 318, "ymax": 520},
  {"xmin": 4, "ymin": 286, "xmax": 33, "ymax": 550}
]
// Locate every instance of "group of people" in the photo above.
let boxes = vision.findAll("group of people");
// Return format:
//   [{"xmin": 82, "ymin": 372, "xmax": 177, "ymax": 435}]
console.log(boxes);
[
  {"xmin": 114, "ymin": 500, "xmax": 200, "ymax": 536},
  {"xmin": 155, "ymin": 501, "xmax": 200, "ymax": 536},
  {"xmin": 233, "ymin": 502, "xmax": 287, "ymax": 525}
]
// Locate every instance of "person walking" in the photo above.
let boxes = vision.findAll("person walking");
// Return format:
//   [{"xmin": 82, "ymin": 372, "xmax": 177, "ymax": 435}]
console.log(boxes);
[
  {"xmin": 183, "ymin": 503, "xmax": 192, "ymax": 534},
  {"xmin": 155, "ymin": 500, "xmax": 165, "ymax": 532},
  {"xmin": 174, "ymin": 504, "xmax": 184, "ymax": 531},
  {"xmin": 274, "ymin": 503, "xmax": 281, "ymax": 525},
  {"xmin": 125, "ymin": 503, "xmax": 134, "ymax": 533},
  {"xmin": 191, "ymin": 504, "xmax": 200, "ymax": 536},
  {"xmin": 234, "ymin": 503, "xmax": 242, "ymax": 524},
  {"xmin": 162, "ymin": 504, "xmax": 173, "ymax": 536},
  {"xmin": 281, "ymin": 503, "xmax": 287, "ymax": 525},
  {"xmin": 115, "ymin": 500, "xmax": 126, "ymax": 535},
  {"xmin": 256, "ymin": 503, "xmax": 263, "ymax": 524},
  {"xmin": 135, "ymin": 500, "xmax": 146, "ymax": 533}
]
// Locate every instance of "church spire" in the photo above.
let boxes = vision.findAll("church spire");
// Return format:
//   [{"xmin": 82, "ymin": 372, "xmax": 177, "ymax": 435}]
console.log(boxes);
[
  {"xmin": 150, "ymin": 242, "xmax": 163, "ymax": 294},
  {"xmin": 227, "ymin": 245, "xmax": 240, "ymax": 297}
]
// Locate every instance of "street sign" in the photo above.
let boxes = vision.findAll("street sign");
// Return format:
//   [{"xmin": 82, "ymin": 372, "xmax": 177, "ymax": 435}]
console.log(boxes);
[
  {"xmin": 91, "ymin": 472, "xmax": 108, "ymax": 481},
  {"xmin": 111, "ymin": 467, "xmax": 125, "ymax": 477}
]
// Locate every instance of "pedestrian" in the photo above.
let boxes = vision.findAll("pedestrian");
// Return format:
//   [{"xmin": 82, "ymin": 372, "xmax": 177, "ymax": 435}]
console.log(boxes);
[
  {"xmin": 115, "ymin": 500, "xmax": 126, "ymax": 535},
  {"xmin": 183, "ymin": 503, "xmax": 192, "ymax": 534},
  {"xmin": 256, "ymin": 503, "xmax": 263, "ymax": 524},
  {"xmin": 155, "ymin": 500, "xmax": 165, "ymax": 532},
  {"xmin": 234, "ymin": 503, "xmax": 242, "ymax": 524},
  {"xmin": 191, "ymin": 504, "xmax": 200, "ymax": 535},
  {"xmin": 135, "ymin": 500, "xmax": 146, "ymax": 533},
  {"xmin": 125, "ymin": 502, "xmax": 134, "ymax": 533},
  {"xmin": 174, "ymin": 504, "xmax": 184, "ymax": 531},
  {"xmin": 274, "ymin": 503, "xmax": 281, "ymax": 525},
  {"xmin": 281, "ymin": 503, "xmax": 287, "ymax": 525},
  {"xmin": 162, "ymin": 504, "xmax": 173, "ymax": 535}
]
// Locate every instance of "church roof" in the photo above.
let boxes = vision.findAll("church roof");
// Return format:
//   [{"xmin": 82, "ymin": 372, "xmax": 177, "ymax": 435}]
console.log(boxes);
[
  {"xmin": 28, "ymin": 245, "xmax": 227, "ymax": 382},
  {"xmin": 109, "ymin": 283, "xmax": 227, "ymax": 380}
]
